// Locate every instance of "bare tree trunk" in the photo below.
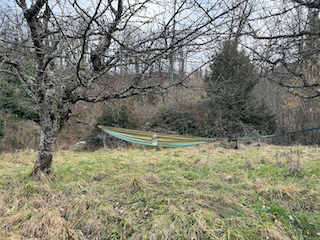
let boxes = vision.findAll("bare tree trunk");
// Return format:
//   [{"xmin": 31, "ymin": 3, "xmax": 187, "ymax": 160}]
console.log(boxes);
[
  {"xmin": 135, "ymin": 56, "xmax": 140, "ymax": 74},
  {"xmin": 179, "ymin": 50, "xmax": 185, "ymax": 79},
  {"xmin": 34, "ymin": 123, "xmax": 59, "ymax": 173},
  {"xmin": 33, "ymin": 82, "xmax": 61, "ymax": 174}
]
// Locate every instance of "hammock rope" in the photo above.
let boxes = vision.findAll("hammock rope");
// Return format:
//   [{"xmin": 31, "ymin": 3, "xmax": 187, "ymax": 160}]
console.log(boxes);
[
  {"xmin": 229, "ymin": 126, "xmax": 320, "ymax": 142},
  {"xmin": 228, "ymin": 126, "xmax": 320, "ymax": 148}
]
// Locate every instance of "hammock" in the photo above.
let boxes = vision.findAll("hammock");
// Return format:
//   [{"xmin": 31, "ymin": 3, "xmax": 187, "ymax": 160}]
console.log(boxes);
[{"xmin": 98, "ymin": 125, "xmax": 215, "ymax": 147}]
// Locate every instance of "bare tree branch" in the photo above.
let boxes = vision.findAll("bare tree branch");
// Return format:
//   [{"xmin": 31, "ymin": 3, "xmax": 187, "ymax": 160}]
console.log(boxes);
[{"xmin": 292, "ymin": 0, "xmax": 320, "ymax": 9}]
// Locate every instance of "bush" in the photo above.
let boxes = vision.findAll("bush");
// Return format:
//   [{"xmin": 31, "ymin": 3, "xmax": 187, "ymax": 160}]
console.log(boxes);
[
  {"xmin": 1, "ymin": 120, "xmax": 40, "ymax": 151},
  {"xmin": 86, "ymin": 102, "xmax": 142, "ymax": 149},
  {"xmin": 0, "ymin": 118, "xmax": 6, "ymax": 151},
  {"xmin": 148, "ymin": 103, "xmax": 265, "ymax": 140},
  {"xmin": 150, "ymin": 106, "xmax": 200, "ymax": 136},
  {"xmin": 209, "ymin": 118, "xmax": 260, "ymax": 139}
]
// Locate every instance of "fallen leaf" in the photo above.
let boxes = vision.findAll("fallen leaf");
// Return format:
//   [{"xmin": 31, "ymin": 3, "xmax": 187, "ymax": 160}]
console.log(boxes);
[{"xmin": 274, "ymin": 219, "xmax": 282, "ymax": 227}]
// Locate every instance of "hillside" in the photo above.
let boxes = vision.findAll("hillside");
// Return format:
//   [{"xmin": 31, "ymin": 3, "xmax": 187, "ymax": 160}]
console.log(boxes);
[{"xmin": 0, "ymin": 143, "xmax": 320, "ymax": 239}]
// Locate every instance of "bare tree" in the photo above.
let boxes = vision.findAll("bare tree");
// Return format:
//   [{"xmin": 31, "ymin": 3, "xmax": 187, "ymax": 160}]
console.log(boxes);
[
  {"xmin": 241, "ymin": 0, "xmax": 320, "ymax": 99},
  {"xmin": 0, "ymin": 0, "xmax": 247, "ymax": 173}
]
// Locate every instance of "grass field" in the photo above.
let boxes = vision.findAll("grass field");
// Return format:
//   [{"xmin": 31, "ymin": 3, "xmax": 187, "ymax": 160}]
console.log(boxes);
[{"xmin": 0, "ymin": 142, "xmax": 320, "ymax": 239}]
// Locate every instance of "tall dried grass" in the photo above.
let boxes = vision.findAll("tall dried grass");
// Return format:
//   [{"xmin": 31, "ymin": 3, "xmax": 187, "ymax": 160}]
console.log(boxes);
[{"xmin": 0, "ymin": 144, "xmax": 319, "ymax": 239}]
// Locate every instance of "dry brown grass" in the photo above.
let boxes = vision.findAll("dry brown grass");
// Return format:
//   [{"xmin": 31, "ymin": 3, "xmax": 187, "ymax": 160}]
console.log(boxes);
[
  {"xmin": 0, "ymin": 144, "xmax": 320, "ymax": 239},
  {"xmin": 21, "ymin": 209, "xmax": 68, "ymax": 239},
  {"xmin": 260, "ymin": 226, "xmax": 291, "ymax": 240},
  {"xmin": 257, "ymin": 183, "xmax": 301, "ymax": 201}
]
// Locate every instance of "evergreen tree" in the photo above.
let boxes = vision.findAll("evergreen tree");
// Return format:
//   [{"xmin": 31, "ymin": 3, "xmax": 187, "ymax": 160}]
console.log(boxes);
[
  {"xmin": 0, "ymin": 75, "xmax": 39, "ymax": 123},
  {"xmin": 0, "ymin": 71, "xmax": 39, "ymax": 151},
  {"xmin": 204, "ymin": 41, "xmax": 276, "ymax": 134}
]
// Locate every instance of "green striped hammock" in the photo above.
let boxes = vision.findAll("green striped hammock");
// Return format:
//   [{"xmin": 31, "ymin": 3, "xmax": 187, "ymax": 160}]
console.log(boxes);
[{"xmin": 98, "ymin": 125, "xmax": 215, "ymax": 147}]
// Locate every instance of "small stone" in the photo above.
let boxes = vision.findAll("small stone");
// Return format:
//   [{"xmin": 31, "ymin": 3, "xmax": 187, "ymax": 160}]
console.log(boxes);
[
  {"xmin": 289, "ymin": 215, "xmax": 294, "ymax": 222},
  {"xmin": 224, "ymin": 176, "xmax": 233, "ymax": 181}
]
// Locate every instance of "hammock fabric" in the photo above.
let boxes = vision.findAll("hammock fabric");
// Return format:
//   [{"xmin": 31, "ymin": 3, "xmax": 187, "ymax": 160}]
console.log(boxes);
[{"xmin": 98, "ymin": 125, "xmax": 215, "ymax": 147}]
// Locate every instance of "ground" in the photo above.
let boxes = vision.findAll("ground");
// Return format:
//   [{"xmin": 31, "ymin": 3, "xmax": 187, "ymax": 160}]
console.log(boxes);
[{"xmin": 0, "ymin": 142, "xmax": 320, "ymax": 239}]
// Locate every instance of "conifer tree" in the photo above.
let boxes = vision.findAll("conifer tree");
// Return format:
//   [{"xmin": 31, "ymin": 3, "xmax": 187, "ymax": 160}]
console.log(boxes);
[{"xmin": 204, "ymin": 40, "xmax": 276, "ymax": 134}]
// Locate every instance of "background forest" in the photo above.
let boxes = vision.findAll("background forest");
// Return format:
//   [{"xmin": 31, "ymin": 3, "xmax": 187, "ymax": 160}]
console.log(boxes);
[
  {"xmin": 1, "ymin": 37, "xmax": 319, "ymax": 151},
  {"xmin": 1, "ymin": 0, "xmax": 320, "ymax": 153}
]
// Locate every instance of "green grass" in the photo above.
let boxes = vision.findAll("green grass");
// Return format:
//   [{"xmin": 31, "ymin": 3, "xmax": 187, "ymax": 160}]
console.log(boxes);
[{"xmin": 0, "ymin": 143, "xmax": 320, "ymax": 239}]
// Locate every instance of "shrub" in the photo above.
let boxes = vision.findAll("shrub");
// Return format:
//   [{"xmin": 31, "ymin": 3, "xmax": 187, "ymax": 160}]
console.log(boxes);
[
  {"xmin": 86, "ymin": 102, "xmax": 142, "ymax": 149},
  {"xmin": 0, "ymin": 118, "xmax": 6, "ymax": 151},
  {"xmin": 150, "ymin": 106, "xmax": 200, "ymax": 136},
  {"xmin": 149, "ymin": 104, "xmax": 252, "ymax": 139}
]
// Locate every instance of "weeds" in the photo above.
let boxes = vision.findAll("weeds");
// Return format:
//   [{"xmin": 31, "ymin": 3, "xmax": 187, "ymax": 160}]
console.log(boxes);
[{"xmin": 0, "ymin": 144, "xmax": 320, "ymax": 239}]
